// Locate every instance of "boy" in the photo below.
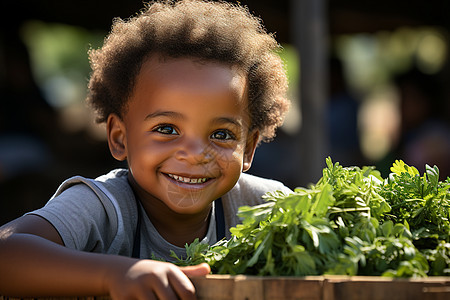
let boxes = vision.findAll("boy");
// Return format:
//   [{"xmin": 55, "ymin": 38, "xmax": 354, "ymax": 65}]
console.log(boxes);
[{"xmin": 0, "ymin": 0, "xmax": 291, "ymax": 299}]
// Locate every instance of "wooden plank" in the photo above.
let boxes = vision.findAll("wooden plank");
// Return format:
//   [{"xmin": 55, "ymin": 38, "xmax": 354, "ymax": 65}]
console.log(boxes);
[
  {"xmin": 191, "ymin": 275, "xmax": 324, "ymax": 300},
  {"xmin": 191, "ymin": 275, "xmax": 450, "ymax": 300},
  {"xmin": 324, "ymin": 276, "xmax": 450, "ymax": 300},
  {"xmin": 262, "ymin": 276, "xmax": 324, "ymax": 300},
  {"xmin": 2, "ymin": 275, "xmax": 450, "ymax": 300},
  {"xmin": 233, "ymin": 276, "xmax": 264, "ymax": 300},
  {"xmin": 191, "ymin": 275, "xmax": 235, "ymax": 300},
  {"xmin": 422, "ymin": 286, "xmax": 450, "ymax": 300}
]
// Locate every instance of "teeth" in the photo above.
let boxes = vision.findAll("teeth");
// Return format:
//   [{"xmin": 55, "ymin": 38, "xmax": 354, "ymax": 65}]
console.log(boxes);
[{"xmin": 167, "ymin": 174, "xmax": 207, "ymax": 184}]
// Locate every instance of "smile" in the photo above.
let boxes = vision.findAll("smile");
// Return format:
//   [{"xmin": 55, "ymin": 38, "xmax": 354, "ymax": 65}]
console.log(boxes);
[{"xmin": 166, "ymin": 173, "xmax": 208, "ymax": 184}]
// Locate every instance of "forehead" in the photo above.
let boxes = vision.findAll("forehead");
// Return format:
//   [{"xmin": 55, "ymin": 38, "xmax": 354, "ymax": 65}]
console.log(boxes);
[
  {"xmin": 136, "ymin": 54, "xmax": 248, "ymax": 97},
  {"xmin": 125, "ymin": 54, "xmax": 252, "ymax": 128}
]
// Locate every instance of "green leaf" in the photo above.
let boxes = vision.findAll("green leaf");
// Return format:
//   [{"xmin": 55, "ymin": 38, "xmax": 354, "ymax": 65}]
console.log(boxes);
[
  {"xmin": 391, "ymin": 160, "xmax": 419, "ymax": 176},
  {"xmin": 170, "ymin": 157, "xmax": 449, "ymax": 278},
  {"xmin": 425, "ymin": 164, "xmax": 439, "ymax": 191}
]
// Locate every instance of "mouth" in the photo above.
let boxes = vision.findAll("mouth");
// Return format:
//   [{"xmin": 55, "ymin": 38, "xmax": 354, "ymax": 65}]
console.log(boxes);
[{"xmin": 165, "ymin": 173, "xmax": 210, "ymax": 184}]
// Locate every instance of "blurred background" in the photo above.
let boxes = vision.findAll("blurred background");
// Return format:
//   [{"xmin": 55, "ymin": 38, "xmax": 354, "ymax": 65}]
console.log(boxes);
[{"xmin": 1, "ymin": 0, "xmax": 449, "ymax": 224}]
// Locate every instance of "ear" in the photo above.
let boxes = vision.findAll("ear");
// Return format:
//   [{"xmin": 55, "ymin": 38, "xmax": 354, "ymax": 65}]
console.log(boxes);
[
  {"xmin": 242, "ymin": 130, "xmax": 260, "ymax": 172},
  {"xmin": 106, "ymin": 114, "xmax": 127, "ymax": 161}
]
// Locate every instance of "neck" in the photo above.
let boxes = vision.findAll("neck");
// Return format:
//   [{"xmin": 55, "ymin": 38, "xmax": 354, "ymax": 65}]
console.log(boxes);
[{"xmin": 128, "ymin": 174, "xmax": 212, "ymax": 247}]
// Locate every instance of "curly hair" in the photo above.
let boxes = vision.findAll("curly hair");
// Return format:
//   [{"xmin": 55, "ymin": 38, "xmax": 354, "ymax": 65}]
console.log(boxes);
[{"xmin": 87, "ymin": 0, "xmax": 289, "ymax": 142}]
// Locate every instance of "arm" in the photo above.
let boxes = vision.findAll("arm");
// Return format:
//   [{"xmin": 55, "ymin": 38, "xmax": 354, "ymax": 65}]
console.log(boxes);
[{"xmin": 0, "ymin": 215, "xmax": 210, "ymax": 299}]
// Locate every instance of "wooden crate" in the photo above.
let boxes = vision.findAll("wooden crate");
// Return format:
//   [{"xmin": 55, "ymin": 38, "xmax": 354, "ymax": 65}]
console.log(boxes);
[
  {"xmin": 190, "ymin": 275, "xmax": 450, "ymax": 300},
  {"xmin": 2, "ymin": 275, "xmax": 450, "ymax": 300}
]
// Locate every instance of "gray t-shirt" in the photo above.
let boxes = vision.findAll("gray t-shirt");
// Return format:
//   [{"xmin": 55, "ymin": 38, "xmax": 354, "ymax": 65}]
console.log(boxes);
[{"xmin": 29, "ymin": 169, "xmax": 292, "ymax": 261}]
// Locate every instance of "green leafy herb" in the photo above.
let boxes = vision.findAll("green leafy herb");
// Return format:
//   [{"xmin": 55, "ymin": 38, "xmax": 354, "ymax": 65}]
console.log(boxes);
[{"xmin": 174, "ymin": 158, "xmax": 450, "ymax": 278}]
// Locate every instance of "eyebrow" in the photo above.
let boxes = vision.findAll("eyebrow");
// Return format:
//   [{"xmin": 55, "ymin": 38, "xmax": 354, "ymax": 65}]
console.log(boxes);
[
  {"xmin": 144, "ymin": 110, "xmax": 185, "ymax": 121},
  {"xmin": 213, "ymin": 117, "xmax": 243, "ymax": 128},
  {"xmin": 144, "ymin": 111, "xmax": 244, "ymax": 128}
]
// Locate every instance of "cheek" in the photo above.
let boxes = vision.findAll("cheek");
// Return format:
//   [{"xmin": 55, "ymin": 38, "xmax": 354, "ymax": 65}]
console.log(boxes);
[
  {"xmin": 214, "ymin": 144, "xmax": 246, "ymax": 172},
  {"xmin": 128, "ymin": 132, "xmax": 171, "ymax": 160},
  {"xmin": 126, "ymin": 140, "xmax": 168, "ymax": 176}
]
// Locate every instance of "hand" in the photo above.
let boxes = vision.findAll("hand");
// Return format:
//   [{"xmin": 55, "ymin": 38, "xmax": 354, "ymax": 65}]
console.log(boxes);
[{"xmin": 107, "ymin": 259, "xmax": 210, "ymax": 300}]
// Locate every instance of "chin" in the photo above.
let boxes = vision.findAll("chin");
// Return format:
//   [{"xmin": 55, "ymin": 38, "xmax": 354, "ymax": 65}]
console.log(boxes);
[
  {"xmin": 168, "ymin": 201, "xmax": 210, "ymax": 215},
  {"xmin": 165, "ymin": 186, "xmax": 217, "ymax": 212},
  {"xmin": 164, "ymin": 194, "xmax": 210, "ymax": 213}
]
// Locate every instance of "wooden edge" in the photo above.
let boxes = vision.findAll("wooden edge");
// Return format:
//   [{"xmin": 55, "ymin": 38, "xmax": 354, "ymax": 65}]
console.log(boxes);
[
  {"xmin": 190, "ymin": 274, "xmax": 450, "ymax": 300},
  {"xmin": 2, "ymin": 275, "xmax": 450, "ymax": 300},
  {"xmin": 190, "ymin": 274, "xmax": 326, "ymax": 300},
  {"xmin": 322, "ymin": 275, "xmax": 450, "ymax": 283},
  {"xmin": 193, "ymin": 274, "xmax": 450, "ymax": 282}
]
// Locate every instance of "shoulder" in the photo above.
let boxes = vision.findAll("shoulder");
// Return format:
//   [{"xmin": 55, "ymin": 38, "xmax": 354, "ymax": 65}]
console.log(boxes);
[
  {"xmin": 236, "ymin": 173, "xmax": 292, "ymax": 193},
  {"xmin": 39, "ymin": 168, "xmax": 133, "ymax": 233},
  {"xmin": 94, "ymin": 169, "xmax": 133, "ymax": 200},
  {"xmin": 228, "ymin": 173, "xmax": 292, "ymax": 205},
  {"xmin": 95, "ymin": 168, "xmax": 129, "ymax": 183},
  {"xmin": 29, "ymin": 169, "xmax": 136, "ymax": 253},
  {"xmin": 49, "ymin": 168, "xmax": 135, "ymax": 227},
  {"xmin": 50, "ymin": 168, "xmax": 131, "ymax": 200}
]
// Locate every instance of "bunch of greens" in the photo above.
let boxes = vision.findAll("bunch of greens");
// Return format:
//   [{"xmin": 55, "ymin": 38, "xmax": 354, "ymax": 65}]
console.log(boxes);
[{"xmin": 173, "ymin": 158, "xmax": 450, "ymax": 278}]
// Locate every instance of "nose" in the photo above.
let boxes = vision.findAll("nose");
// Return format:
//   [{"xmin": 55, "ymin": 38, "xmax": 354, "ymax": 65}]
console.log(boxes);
[{"xmin": 174, "ymin": 137, "xmax": 216, "ymax": 165}]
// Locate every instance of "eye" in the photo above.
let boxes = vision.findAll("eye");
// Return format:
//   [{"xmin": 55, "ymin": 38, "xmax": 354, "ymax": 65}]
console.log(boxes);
[
  {"xmin": 211, "ymin": 130, "xmax": 235, "ymax": 140},
  {"xmin": 153, "ymin": 124, "xmax": 178, "ymax": 135}
]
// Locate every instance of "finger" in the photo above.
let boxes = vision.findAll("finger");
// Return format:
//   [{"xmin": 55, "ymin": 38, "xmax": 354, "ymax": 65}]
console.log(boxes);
[
  {"xmin": 180, "ymin": 263, "xmax": 211, "ymax": 277},
  {"xmin": 167, "ymin": 268, "xmax": 197, "ymax": 300},
  {"xmin": 150, "ymin": 273, "xmax": 180, "ymax": 300}
]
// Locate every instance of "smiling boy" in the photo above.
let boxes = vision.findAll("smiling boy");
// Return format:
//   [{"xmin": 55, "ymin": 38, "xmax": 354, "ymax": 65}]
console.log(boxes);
[
  {"xmin": 119, "ymin": 56, "xmax": 257, "ymax": 246},
  {"xmin": 0, "ymin": 1, "xmax": 290, "ymax": 299}
]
